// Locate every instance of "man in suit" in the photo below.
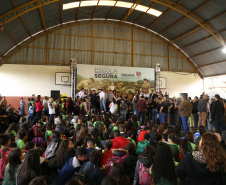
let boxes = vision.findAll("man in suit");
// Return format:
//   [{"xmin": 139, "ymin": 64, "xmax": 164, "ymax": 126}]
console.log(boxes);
[{"xmin": 211, "ymin": 94, "xmax": 225, "ymax": 134}]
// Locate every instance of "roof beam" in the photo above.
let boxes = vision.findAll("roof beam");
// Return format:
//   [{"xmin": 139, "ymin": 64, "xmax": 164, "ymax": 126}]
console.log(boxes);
[
  {"xmin": 60, "ymin": 0, "xmax": 63, "ymax": 24},
  {"xmin": 10, "ymin": 0, "xmax": 31, "ymax": 36},
  {"xmin": 146, "ymin": 0, "xmax": 182, "ymax": 28},
  {"xmin": 91, "ymin": 0, "xmax": 100, "ymax": 19},
  {"xmin": 120, "ymin": 0, "xmax": 142, "ymax": 22},
  {"xmin": 182, "ymin": 29, "xmax": 226, "ymax": 49},
  {"xmin": 0, "ymin": 0, "xmax": 59, "ymax": 26},
  {"xmin": 105, "ymin": 1, "xmax": 118, "ymax": 19},
  {"xmin": 2, "ymin": 28, "xmax": 17, "ymax": 45},
  {"xmin": 198, "ymin": 60, "xmax": 226, "ymax": 68},
  {"xmin": 75, "ymin": 1, "xmax": 82, "ymax": 20},
  {"xmin": 159, "ymin": 0, "xmax": 213, "ymax": 34},
  {"xmin": 172, "ymin": 11, "xmax": 226, "ymax": 42},
  {"xmin": 191, "ymin": 46, "xmax": 222, "ymax": 58},
  {"xmin": 38, "ymin": 0, "xmax": 46, "ymax": 30},
  {"xmin": 133, "ymin": 3, "xmax": 156, "ymax": 24}
]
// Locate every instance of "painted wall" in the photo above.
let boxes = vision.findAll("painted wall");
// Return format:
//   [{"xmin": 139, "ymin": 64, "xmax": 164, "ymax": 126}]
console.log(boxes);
[
  {"xmin": 0, "ymin": 64, "xmax": 71, "ymax": 113},
  {"xmin": 0, "ymin": 64, "xmax": 71, "ymax": 97},
  {"xmin": 0, "ymin": 64, "xmax": 203, "ymax": 113},
  {"xmin": 160, "ymin": 71, "xmax": 203, "ymax": 98}
]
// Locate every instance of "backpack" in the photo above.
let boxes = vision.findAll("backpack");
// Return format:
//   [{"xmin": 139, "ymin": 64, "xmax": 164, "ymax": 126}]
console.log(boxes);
[
  {"xmin": 178, "ymin": 147, "xmax": 184, "ymax": 161},
  {"xmin": 106, "ymin": 154, "xmax": 128, "ymax": 175},
  {"xmin": 45, "ymin": 142, "xmax": 59, "ymax": 159},
  {"xmin": 94, "ymin": 121, "xmax": 102, "ymax": 129},
  {"xmin": 0, "ymin": 148, "xmax": 12, "ymax": 178},
  {"xmin": 73, "ymin": 162, "xmax": 95, "ymax": 183},
  {"xmin": 139, "ymin": 163, "xmax": 152, "ymax": 185},
  {"xmin": 32, "ymin": 137, "xmax": 44, "ymax": 148},
  {"xmin": 136, "ymin": 140, "xmax": 150, "ymax": 155}
]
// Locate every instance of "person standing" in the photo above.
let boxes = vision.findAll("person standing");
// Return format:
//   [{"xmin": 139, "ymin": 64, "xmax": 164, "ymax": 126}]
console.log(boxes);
[
  {"xmin": 0, "ymin": 96, "xmax": 7, "ymax": 107},
  {"xmin": 99, "ymin": 89, "xmax": 106, "ymax": 112},
  {"xmin": 120, "ymin": 99, "xmax": 128, "ymax": 119},
  {"xmin": 169, "ymin": 98, "xmax": 176, "ymax": 125},
  {"xmin": 211, "ymin": 94, "xmax": 225, "ymax": 134},
  {"xmin": 177, "ymin": 96, "xmax": 192, "ymax": 134},
  {"xmin": 197, "ymin": 95, "xmax": 208, "ymax": 128},
  {"xmin": 192, "ymin": 96, "xmax": 199, "ymax": 129},
  {"xmin": 42, "ymin": 96, "xmax": 48, "ymax": 117},
  {"xmin": 159, "ymin": 97, "xmax": 169, "ymax": 124},
  {"xmin": 20, "ymin": 98, "xmax": 25, "ymax": 117},
  {"xmin": 137, "ymin": 96, "xmax": 146, "ymax": 125}
]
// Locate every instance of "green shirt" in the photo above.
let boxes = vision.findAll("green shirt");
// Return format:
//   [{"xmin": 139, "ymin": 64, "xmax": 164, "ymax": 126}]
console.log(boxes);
[
  {"xmin": 150, "ymin": 167, "xmax": 177, "ymax": 185},
  {"xmin": 11, "ymin": 130, "xmax": 17, "ymax": 137},
  {"xmin": 108, "ymin": 124, "xmax": 118, "ymax": 132},
  {"xmin": 167, "ymin": 143, "xmax": 181, "ymax": 162},
  {"xmin": 127, "ymin": 138, "xmax": 137, "ymax": 146},
  {"xmin": 195, "ymin": 136, "xmax": 201, "ymax": 144},
  {"xmin": 74, "ymin": 122, "xmax": 84, "ymax": 129},
  {"xmin": 3, "ymin": 164, "xmax": 20, "ymax": 185},
  {"xmin": 45, "ymin": 130, "xmax": 53, "ymax": 141},
  {"xmin": 16, "ymin": 139, "xmax": 25, "ymax": 149},
  {"xmin": 93, "ymin": 121, "xmax": 104, "ymax": 129}
]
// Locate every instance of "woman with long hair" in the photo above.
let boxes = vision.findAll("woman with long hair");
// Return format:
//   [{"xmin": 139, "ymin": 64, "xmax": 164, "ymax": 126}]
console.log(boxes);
[
  {"xmin": 151, "ymin": 142, "xmax": 176, "ymax": 185},
  {"xmin": 54, "ymin": 139, "xmax": 75, "ymax": 169},
  {"xmin": 76, "ymin": 125, "xmax": 88, "ymax": 147},
  {"xmin": 0, "ymin": 134, "xmax": 11, "ymax": 183},
  {"xmin": 133, "ymin": 145, "xmax": 156, "ymax": 185},
  {"xmin": 16, "ymin": 149, "xmax": 41, "ymax": 185},
  {"xmin": 48, "ymin": 98, "xmax": 56, "ymax": 121},
  {"xmin": 35, "ymin": 95, "xmax": 43, "ymax": 120},
  {"xmin": 176, "ymin": 132, "xmax": 226, "ymax": 185},
  {"xmin": 167, "ymin": 133, "xmax": 181, "ymax": 162},
  {"xmin": 181, "ymin": 132, "xmax": 196, "ymax": 154},
  {"xmin": 111, "ymin": 163, "xmax": 130, "ymax": 185},
  {"xmin": 3, "ymin": 148, "xmax": 22, "ymax": 185}
]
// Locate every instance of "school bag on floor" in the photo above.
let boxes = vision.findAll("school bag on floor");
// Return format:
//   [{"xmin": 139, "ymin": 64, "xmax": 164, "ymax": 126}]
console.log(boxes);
[{"xmin": 139, "ymin": 163, "xmax": 152, "ymax": 185}]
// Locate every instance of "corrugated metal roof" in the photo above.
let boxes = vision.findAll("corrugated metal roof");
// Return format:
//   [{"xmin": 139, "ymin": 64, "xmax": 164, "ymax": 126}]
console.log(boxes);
[{"xmin": 0, "ymin": 0, "xmax": 225, "ymax": 77}]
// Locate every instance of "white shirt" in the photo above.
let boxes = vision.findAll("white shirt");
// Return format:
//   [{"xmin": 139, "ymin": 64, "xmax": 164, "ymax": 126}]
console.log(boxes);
[
  {"xmin": 48, "ymin": 103, "xmax": 55, "ymax": 114},
  {"xmin": 99, "ymin": 91, "xmax": 105, "ymax": 100},
  {"xmin": 78, "ymin": 90, "xmax": 85, "ymax": 98},
  {"xmin": 110, "ymin": 102, "xmax": 116, "ymax": 114}
]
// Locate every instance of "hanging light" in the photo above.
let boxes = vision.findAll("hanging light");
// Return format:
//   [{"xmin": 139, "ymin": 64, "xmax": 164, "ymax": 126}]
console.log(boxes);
[{"xmin": 222, "ymin": 47, "xmax": 226, "ymax": 53}]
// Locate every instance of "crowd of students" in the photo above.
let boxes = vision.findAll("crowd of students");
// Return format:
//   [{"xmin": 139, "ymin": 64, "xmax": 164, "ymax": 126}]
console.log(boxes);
[{"xmin": 0, "ymin": 92, "xmax": 226, "ymax": 185}]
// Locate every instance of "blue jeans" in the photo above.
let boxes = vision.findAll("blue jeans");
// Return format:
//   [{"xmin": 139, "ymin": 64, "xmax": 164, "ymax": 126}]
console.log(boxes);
[
  {"xmin": 28, "ymin": 114, "xmax": 33, "ymax": 122},
  {"xmin": 170, "ymin": 114, "xmax": 175, "ymax": 125},
  {"xmin": 158, "ymin": 113, "xmax": 163, "ymax": 124},
  {"xmin": 152, "ymin": 109, "xmax": 157, "ymax": 123},
  {"xmin": 21, "ymin": 107, "xmax": 24, "ymax": 117},
  {"xmin": 181, "ymin": 116, "xmax": 189, "ymax": 134},
  {"xmin": 139, "ymin": 111, "xmax": 145, "ymax": 125},
  {"xmin": 193, "ymin": 113, "xmax": 199, "ymax": 128},
  {"xmin": 134, "ymin": 110, "xmax": 139, "ymax": 116},
  {"xmin": 120, "ymin": 110, "xmax": 127, "ymax": 119},
  {"xmin": 100, "ymin": 99, "xmax": 106, "ymax": 112},
  {"xmin": 178, "ymin": 113, "xmax": 182, "ymax": 129},
  {"xmin": 161, "ymin": 113, "xmax": 168, "ymax": 123},
  {"xmin": 49, "ymin": 114, "xmax": 55, "ymax": 121}
]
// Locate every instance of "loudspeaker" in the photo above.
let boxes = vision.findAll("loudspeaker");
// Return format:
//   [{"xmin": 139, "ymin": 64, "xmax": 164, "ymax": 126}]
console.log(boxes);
[
  {"xmin": 51, "ymin": 90, "xmax": 60, "ymax": 100},
  {"xmin": 179, "ymin": 93, "xmax": 188, "ymax": 99}
]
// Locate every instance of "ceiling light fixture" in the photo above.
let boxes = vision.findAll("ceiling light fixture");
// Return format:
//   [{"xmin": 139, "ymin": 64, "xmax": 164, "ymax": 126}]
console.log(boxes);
[
  {"xmin": 63, "ymin": 1, "xmax": 162, "ymax": 17},
  {"xmin": 222, "ymin": 47, "xmax": 226, "ymax": 53}
]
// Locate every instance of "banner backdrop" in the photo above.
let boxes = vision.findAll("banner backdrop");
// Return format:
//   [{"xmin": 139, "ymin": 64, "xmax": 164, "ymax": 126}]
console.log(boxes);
[{"xmin": 77, "ymin": 64, "xmax": 155, "ymax": 93}]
